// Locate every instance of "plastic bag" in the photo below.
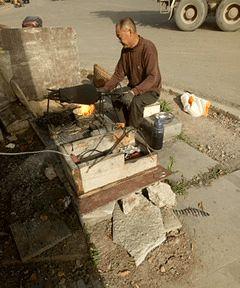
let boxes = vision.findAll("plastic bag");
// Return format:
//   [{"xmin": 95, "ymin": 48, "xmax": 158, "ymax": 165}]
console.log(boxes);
[{"xmin": 181, "ymin": 92, "xmax": 211, "ymax": 117}]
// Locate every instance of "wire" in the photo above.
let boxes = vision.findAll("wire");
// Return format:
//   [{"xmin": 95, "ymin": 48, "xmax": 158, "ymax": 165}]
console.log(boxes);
[{"xmin": 0, "ymin": 149, "xmax": 71, "ymax": 157}]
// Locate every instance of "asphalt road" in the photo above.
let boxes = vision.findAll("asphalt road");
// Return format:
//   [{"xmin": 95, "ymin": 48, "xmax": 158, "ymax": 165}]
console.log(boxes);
[{"xmin": 0, "ymin": 0, "xmax": 240, "ymax": 108}]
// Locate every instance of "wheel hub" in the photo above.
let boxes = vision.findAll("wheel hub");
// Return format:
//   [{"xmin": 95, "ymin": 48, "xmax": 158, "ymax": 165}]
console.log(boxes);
[
  {"xmin": 182, "ymin": 5, "xmax": 197, "ymax": 22},
  {"xmin": 224, "ymin": 4, "xmax": 240, "ymax": 23}
]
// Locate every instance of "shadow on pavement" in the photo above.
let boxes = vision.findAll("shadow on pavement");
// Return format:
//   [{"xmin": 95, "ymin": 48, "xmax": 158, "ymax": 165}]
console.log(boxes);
[
  {"xmin": 92, "ymin": 10, "xmax": 178, "ymax": 30},
  {"xmin": 92, "ymin": 10, "xmax": 222, "ymax": 32}
]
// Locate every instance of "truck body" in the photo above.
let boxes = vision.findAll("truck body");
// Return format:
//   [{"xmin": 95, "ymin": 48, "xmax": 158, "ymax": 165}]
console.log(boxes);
[{"xmin": 157, "ymin": 0, "xmax": 240, "ymax": 31}]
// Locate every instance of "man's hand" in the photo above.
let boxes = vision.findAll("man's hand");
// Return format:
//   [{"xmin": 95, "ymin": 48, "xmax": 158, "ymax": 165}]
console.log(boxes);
[
  {"xmin": 122, "ymin": 90, "xmax": 134, "ymax": 107},
  {"xmin": 97, "ymin": 87, "xmax": 108, "ymax": 93}
]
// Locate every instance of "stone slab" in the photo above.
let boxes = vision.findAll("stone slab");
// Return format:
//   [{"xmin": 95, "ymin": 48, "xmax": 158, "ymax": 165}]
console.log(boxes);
[
  {"xmin": 170, "ymin": 171, "xmax": 240, "ymax": 287},
  {"xmin": 10, "ymin": 214, "xmax": 71, "ymax": 262},
  {"xmin": 158, "ymin": 141, "xmax": 218, "ymax": 181},
  {"xmin": 112, "ymin": 195, "xmax": 166, "ymax": 266}
]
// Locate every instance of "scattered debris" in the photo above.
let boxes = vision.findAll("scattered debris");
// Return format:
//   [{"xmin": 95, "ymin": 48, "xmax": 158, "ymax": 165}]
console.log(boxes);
[
  {"xmin": 173, "ymin": 207, "xmax": 210, "ymax": 217},
  {"xmin": 117, "ymin": 270, "xmax": 130, "ymax": 277},
  {"xmin": 6, "ymin": 134, "xmax": 17, "ymax": 142},
  {"xmin": 5, "ymin": 142, "xmax": 15, "ymax": 149},
  {"xmin": 57, "ymin": 196, "xmax": 71, "ymax": 211},
  {"xmin": 44, "ymin": 165, "xmax": 57, "ymax": 180}
]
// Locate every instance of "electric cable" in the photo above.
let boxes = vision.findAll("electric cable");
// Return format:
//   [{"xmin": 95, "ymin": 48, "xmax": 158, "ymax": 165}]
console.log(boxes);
[{"xmin": 0, "ymin": 149, "xmax": 71, "ymax": 157}]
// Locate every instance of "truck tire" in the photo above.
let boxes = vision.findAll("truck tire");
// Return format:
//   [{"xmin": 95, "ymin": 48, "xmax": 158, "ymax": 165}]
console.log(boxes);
[
  {"xmin": 174, "ymin": 0, "xmax": 208, "ymax": 31},
  {"xmin": 216, "ymin": 0, "xmax": 240, "ymax": 31}
]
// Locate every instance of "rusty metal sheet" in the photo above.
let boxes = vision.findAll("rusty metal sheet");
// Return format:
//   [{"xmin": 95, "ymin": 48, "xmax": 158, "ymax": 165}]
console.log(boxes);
[{"xmin": 78, "ymin": 165, "xmax": 170, "ymax": 214}]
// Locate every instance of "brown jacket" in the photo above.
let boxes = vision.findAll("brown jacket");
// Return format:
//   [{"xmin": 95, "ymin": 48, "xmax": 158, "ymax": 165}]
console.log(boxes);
[{"xmin": 105, "ymin": 36, "xmax": 161, "ymax": 95}]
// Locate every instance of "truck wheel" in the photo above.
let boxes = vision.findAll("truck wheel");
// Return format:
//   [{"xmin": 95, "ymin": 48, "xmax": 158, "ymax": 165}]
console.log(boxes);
[
  {"xmin": 216, "ymin": 0, "xmax": 240, "ymax": 31},
  {"xmin": 174, "ymin": 0, "xmax": 207, "ymax": 31}
]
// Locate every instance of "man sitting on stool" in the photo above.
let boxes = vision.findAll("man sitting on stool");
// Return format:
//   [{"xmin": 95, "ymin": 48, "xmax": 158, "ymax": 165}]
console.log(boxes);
[{"xmin": 99, "ymin": 17, "xmax": 162, "ymax": 128}]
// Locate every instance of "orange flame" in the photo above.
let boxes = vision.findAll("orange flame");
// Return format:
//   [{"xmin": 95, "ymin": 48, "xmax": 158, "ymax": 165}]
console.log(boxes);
[{"xmin": 74, "ymin": 104, "xmax": 95, "ymax": 117}]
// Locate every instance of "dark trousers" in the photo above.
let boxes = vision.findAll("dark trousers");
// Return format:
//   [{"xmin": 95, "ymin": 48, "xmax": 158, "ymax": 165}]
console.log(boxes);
[{"xmin": 112, "ymin": 90, "xmax": 160, "ymax": 128}]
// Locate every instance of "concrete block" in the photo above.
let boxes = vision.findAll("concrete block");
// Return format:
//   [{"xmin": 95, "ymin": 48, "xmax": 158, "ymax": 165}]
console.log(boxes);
[
  {"xmin": 113, "ymin": 195, "xmax": 166, "ymax": 266},
  {"xmin": 161, "ymin": 207, "xmax": 182, "ymax": 233},
  {"xmin": 119, "ymin": 191, "xmax": 141, "ymax": 214},
  {"xmin": 158, "ymin": 141, "xmax": 218, "ymax": 182},
  {"xmin": 80, "ymin": 201, "xmax": 116, "ymax": 228},
  {"xmin": 143, "ymin": 102, "xmax": 160, "ymax": 118},
  {"xmin": 147, "ymin": 182, "xmax": 176, "ymax": 208}
]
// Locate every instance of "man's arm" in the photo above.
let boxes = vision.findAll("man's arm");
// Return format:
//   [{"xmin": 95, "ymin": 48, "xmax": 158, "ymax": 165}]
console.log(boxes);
[
  {"xmin": 104, "ymin": 53, "xmax": 125, "ymax": 92},
  {"xmin": 132, "ymin": 42, "xmax": 161, "ymax": 96}
]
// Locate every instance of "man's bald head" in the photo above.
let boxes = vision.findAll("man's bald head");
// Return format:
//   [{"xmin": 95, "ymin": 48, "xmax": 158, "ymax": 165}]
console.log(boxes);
[
  {"xmin": 115, "ymin": 17, "xmax": 139, "ymax": 48},
  {"xmin": 116, "ymin": 17, "xmax": 137, "ymax": 33}
]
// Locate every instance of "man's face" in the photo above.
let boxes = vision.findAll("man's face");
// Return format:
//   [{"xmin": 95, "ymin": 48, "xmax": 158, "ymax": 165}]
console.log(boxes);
[{"xmin": 116, "ymin": 26, "xmax": 132, "ymax": 48}]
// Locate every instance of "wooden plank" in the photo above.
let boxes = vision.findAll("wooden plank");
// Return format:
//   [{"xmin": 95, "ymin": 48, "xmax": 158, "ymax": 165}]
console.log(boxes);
[
  {"xmin": 58, "ymin": 146, "xmax": 84, "ymax": 196},
  {"xmin": 77, "ymin": 165, "xmax": 170, "ymax": 214},
  {"xmin": 79, "ymin": 152, "xmax": 158, "ymax": 193}
]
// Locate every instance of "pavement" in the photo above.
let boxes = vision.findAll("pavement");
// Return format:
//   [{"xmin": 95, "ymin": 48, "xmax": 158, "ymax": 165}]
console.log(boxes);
[
  {"xmin": 0, "ymin": 0, "xmax": 240, "ymax": 109},
  {"xmin": 169, "ymin": 170, "xmax": 240, "ymax": 288},
  {"xmin": 156, "ymin": 140, "xmax": 240, "ymax": 288}
]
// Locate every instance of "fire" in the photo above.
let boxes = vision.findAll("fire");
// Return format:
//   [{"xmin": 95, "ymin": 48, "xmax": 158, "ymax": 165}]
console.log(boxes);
[{"xmin": 73, "ymin": 104, "xmax": 95, "ymax": 117}]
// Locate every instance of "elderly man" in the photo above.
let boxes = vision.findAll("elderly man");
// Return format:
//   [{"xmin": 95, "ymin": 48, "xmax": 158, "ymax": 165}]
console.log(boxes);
[{"xmin": 100, "ymin": 17, "xmax": 161, "ymax": 128}]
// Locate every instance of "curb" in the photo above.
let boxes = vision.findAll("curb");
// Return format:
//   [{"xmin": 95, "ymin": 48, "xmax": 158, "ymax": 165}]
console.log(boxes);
[{"xmin": 162, "ymin": 84, "xmax": 240, "ymax": 120}]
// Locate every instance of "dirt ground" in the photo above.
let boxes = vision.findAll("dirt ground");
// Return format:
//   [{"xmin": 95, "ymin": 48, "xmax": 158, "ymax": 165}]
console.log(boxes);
[
  {"xmin": 89, "ymin": 220, "xmax": 194, "ymax": 288},
  {"xmin": 0, "ymin": 130, "xmax": 102, "ymax": 288},
  {"xmin": 161, "ymin": 91, "xmax": 240, "ymax": 168}
]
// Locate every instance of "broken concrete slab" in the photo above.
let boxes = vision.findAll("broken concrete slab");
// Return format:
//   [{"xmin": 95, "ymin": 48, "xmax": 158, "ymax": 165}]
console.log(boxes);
[
  {"xmin": 161, "ymin": 208, "xmax": 182, "ymax": 233},
  {"xmin": 119, "ymin": 191, "xmax": 141, "ymax": 215},
  {"xmin": 10, "ymin": 214, "xmax": 71, "ymax": 262},
  {"xmin": 146, "ymin": 182, "xmax": 176, "ymax": 208},
  {"xmin": 112, "ymin": 195, "xmax": 166, "ymax": 266},
  {"xmin": 158, "ymin": 141, "xmax": 218, "ymax": 182}
]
